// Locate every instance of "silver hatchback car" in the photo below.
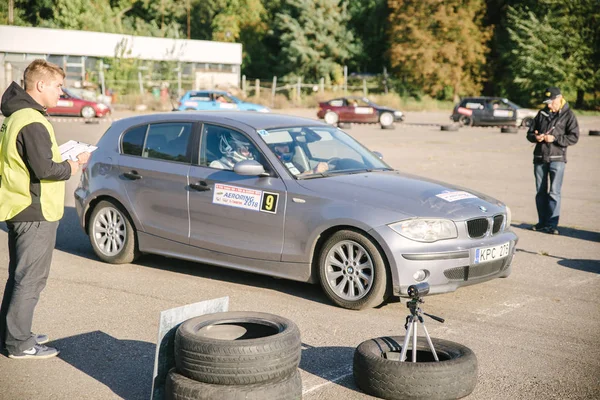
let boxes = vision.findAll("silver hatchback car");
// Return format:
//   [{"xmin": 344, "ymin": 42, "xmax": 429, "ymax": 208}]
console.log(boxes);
[{"xmin": 75, "ymin": 112, "xmax": 518, "ymax": 310}]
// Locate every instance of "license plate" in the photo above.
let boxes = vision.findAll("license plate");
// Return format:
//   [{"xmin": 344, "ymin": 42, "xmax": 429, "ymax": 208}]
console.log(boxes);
[{"xmin": 474, "ymin": 242, "xmax": 510, "ymax": 264}]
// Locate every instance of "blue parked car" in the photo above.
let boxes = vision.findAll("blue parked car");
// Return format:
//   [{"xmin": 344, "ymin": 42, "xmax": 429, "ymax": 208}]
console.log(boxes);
[{"xmin": 176, "ymin": 90, "xmax": 270, "ymax": 112}]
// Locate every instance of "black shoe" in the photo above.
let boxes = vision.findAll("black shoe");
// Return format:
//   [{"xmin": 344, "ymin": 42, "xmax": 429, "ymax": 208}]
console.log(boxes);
[
  {"xmin": 530, "ymin": 224, "xmax": 545, "ymax": 231},
  {"xmin": 545, "ymin": 227, "xmax": 560, "ymax": 235}
]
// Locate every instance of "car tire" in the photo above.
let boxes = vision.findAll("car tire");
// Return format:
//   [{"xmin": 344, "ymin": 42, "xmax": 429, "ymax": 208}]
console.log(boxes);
[
  {"xmin": 174, "ymin": 311, "xmax": 301, "ymax": 385},
  {"xmin": 589, "ymin": 130, "xmax": 600, "ymax": 136},
  {"xmin": 458, "ymin": 115, "xmax": 472, "ymax": 126},
  {"xmin": 440, "ymin": 124, "xmax": 459, "ymax": 131},
  {"xmin": 521, "ymin": 117, "xmax": 533, "ymax": 128},
  {"xmin": 166, "ymin": 368, "xmax": 302, "ymax": 400},
  {"xmin": 324, "ymin": 111, "xmax": 339, "ymax": 125},
  {"xmin": 379, "ymin": 112, "xmax": 395, "ymax": 129},
  {"xmin": 501, "ymin": 127, "xmax": 518, "ymax": 134},
  {"xmin": 89, "ymin": 200, "xmax": 140, "ymax": 264},
  {"xmin": 81, "ymin": 106, "xmax": 96, "ymax": 119},
  {"xmin": 318, "ymin": 229, "xmax": 390, "ymax": 310},
  {"xmin": 353, "ymin": 336, "xmax": 478, "ymax": 400},
  {"xmin": 338, "ymin": 122, "xmax": 352, "ymax": 129},
  {"xmin": 185, "ymin": 108, "xmax": 196, "ymax": 111}
]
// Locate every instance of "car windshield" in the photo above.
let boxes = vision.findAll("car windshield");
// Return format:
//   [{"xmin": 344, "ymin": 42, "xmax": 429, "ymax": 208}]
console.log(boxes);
[
  {"xmin": 504, "ymin": 99, "xmax": 523, "ymax": 109},
  {"xmin": 260, "ymin": 126, "xmax": 392, "ymax": 179}
]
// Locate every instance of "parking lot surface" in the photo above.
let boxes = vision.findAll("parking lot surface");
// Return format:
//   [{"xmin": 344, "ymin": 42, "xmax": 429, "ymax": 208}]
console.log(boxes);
[{"xmin": 0, "ymin": 110, "xmax": 599, "ymax": 399}]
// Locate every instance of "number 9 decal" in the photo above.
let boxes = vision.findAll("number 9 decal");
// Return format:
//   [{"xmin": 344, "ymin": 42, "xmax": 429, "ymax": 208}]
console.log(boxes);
[{"xmin": 260, "ymin": 192, "xmax": 279, "ymax": 214}]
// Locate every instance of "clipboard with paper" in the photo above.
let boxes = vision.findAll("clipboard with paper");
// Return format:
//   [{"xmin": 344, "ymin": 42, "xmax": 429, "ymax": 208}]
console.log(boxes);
[{"xmin": 59, "ymin": 140, "xmax": 97, "ymax": 161}]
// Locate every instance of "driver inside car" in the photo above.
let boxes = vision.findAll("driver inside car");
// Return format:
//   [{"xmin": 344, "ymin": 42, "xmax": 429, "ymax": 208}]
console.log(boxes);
[
  {"xmin": 210, "ymin": 132, "xmax": 255, "ymax": 170},
  {"xmin": 272, "ymin": 142, "xmax": 329, "ymax": 176}
]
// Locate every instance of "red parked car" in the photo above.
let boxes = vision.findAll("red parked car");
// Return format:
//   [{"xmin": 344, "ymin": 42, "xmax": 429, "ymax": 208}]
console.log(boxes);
[
  {"xmin": 47, "ymin": 88, "xmax": 111, "ymax": 118},
  {"xmin": 317, "ymin": 96, "xmax": 404, "ymax": 129}
]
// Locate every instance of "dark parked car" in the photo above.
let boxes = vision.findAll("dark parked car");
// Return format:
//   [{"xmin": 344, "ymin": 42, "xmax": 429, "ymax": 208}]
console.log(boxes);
[
  {"xmin": 75, "ymin": 111, "xmax": 517, "ymax": 310},
  {"xmin": 317, "ymin": 96, "xmax": 404, "ymax": 129},
  {"xmin": 47, "ymin": 88, "xmax": 111, "ymax": 118},
  {"xmin": 450, "ymin": 97, "xmax": 536, "ymax": 128}
]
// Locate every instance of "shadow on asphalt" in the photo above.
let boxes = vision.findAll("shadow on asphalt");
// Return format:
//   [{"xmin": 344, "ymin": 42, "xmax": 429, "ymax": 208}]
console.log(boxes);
[
  {"xmin": 52, "ymin": 330, "xmax": 154, "ymax": 400},
  {"xmin": 513, "ymin": 223, "xmax": 600, "ymax": 243},
  {"xmin": 515, "ymin": 248, "xmax": 600, "ymax": 274},
  {"xmin": 300, "ymin": 343, "xmax": 362, "ymax": 395}
]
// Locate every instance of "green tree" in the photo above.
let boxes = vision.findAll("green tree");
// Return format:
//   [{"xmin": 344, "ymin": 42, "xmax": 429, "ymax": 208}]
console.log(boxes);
[
  {"xmin": 272, "ymin": 0, "xmax": 358, "ymax": 83},
  {"xmin": 347, "ymin": 0, "xmax": 388, "ymax": 73},
  {"xmin": 388, "ymin": 0, "xmax": 492, "ymax": 101}
]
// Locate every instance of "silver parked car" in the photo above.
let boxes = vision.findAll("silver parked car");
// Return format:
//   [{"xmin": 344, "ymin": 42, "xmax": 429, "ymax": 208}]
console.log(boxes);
[{"xmin": 75, "ymin": 111, "xmax": 518, "ymax": 310}]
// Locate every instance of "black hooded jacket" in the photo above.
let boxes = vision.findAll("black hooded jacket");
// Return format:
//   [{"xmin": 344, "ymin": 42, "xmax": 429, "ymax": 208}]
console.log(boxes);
[
  {"xmin": 0, "ymin": 82, "xmax": 71, "ymax": 221},
  {"xmin": 526, "ymin": 102, "xmax": 579, "ymax": 163}
]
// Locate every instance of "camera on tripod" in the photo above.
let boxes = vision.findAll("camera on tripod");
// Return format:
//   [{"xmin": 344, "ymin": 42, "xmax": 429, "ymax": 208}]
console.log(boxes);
[{"xmin": 407, "ymin": 282, "xmax": 430, "ymax": 298}]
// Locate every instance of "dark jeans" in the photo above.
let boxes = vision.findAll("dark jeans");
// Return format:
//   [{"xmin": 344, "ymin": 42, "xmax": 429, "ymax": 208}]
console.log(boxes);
[
  {"xmin": 0, "ymin": 220, "xmax": 58, "ymax": 354},
  {"xmin": 534, "ymin": 162, "xmax": 566, "ymax": 229}
]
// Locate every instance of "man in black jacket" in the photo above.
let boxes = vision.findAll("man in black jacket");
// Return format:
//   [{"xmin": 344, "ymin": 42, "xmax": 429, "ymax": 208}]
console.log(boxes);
[
  {"xmin": 0, "ymin": 60, "xmax": 90, "ymax": 359},
  {"xmin": 526, "ymin": 87, "xmax": 579, "ymax": 235}
]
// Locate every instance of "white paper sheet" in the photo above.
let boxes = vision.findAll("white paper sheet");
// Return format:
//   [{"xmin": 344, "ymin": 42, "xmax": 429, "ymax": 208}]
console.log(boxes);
[{"xmin": 58, "ymin": 140, "xmax": 97, "ymax": 161}]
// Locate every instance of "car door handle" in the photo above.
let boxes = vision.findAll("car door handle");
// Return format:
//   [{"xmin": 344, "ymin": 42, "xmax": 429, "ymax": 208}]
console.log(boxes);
[
  {"xmin": 123, "ymin": 171, "xmax": 142, "ymax": 180},
  {"xmin": 190, "ymin": 181, "xmax": 211, "ymax": 192}
]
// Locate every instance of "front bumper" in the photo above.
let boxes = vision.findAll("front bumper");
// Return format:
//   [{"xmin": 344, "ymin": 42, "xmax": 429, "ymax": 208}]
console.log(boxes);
[{"xmin": 370, "ymin": 225, "xmax": 519, "ymax": 297}]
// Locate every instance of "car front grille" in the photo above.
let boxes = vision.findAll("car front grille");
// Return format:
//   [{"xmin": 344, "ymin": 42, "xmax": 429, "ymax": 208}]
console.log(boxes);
[
  {"xmin": 492, "ymin": 215, "xmax": 504, "ymax": 234},
  {"xmin": 443, "ymin": 258, "xmax": 510, "ymax": 281},
  {"xmin": 467, "ymin": 218, "xmax": 488, "ymax": 238}
]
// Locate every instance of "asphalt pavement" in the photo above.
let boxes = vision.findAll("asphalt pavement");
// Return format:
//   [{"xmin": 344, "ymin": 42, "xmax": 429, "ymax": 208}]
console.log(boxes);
[{"xmin": 0, "ymin": 110, "xmax": 598, "ymax": 400}]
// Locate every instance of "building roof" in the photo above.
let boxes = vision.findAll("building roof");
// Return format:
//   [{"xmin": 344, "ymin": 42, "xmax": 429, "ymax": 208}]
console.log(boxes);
[{"xmin": 0, "ymin": 25, "xmax": 242, "ymax": 65}]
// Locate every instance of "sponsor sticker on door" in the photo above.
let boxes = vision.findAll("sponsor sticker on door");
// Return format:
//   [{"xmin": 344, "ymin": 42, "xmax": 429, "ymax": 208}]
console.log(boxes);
[{"xmin": 213, "ymin": 184, "xmax": 278, "ymax": 214}]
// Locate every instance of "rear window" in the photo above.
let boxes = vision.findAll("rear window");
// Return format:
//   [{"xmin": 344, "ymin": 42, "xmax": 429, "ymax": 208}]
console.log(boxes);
[
  {"xmin": 122, "ymin": 125, "xmax": 147, "ymax": 156},
  {"xmin": 460, "ymin": 99, "xmax": 485, "ymax": 109}
]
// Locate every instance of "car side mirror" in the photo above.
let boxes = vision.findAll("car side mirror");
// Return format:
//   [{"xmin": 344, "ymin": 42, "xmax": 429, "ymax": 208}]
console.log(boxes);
[
  {"xmin": 372, "ymin": 151, "xmax": 383, "ymax": 160},
  {"xmin": 234, "ymin": 160, "xmax": 267, "ymax": 176}
]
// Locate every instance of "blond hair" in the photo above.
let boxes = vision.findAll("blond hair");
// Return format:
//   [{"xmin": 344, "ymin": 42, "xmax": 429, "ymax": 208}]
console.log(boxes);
[{"xmin": 23, "ymin": 59, "xmax": 65, "ymax": 90}]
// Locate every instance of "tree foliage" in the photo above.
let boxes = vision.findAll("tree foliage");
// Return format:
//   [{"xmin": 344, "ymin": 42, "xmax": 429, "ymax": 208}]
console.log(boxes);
[
  {"xmin": 388, "ymin": 0, "xmax": 492, "ymax": 101},
  {"xmin": 271, "ymin": 0, "xmax": 358, "ymax": 83}
]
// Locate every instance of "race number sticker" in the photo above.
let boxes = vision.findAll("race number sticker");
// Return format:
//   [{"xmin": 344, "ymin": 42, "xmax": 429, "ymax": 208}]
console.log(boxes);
[
  {"xmin": 183, "ymin": 101, "xmax": 198, "ymax": 107},
  {"xmin": 219, "ymin": 103, "xmax": 237, "ymax": 109},
  {"xmin": 57, "ymin": 100, "xmax": 73, "ymax": 107},
  {"xmin": 260, "ymin": 192, "xmax": 279, "ymax": 214},
  {"xmin": 493, "ymin": 110, "xmax": 513, "ymax": 117},
  {"xmin": 436, "ymin": 191, "xmax": 478, "ymax": 202},
  {"xmin": 213, "ymin": 184, "xmax": 262, "ymax": 211},
  {"xmin": 354, "ymin": 107, "xmax": 374, "ymax": 114},
  {"xmin": 213, "ymin": 184, "xmax": 279, "ymax": 214}
]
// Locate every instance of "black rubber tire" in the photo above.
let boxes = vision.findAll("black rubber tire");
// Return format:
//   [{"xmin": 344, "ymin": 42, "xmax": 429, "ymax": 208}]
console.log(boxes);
[
  {"xmin": 458, "ymin": 115, "xmax": 472, "ymax": 126},
  {"xmin": 589, "ymin": 130, "xmax": 600, "ymax": 136},
  {"xmin": 338, "ymin": 122, "xmax": 352, "ymax": 129},
  {"xmin": 80, "ymin": 105, "xmax": 96, "ymax": 118},
  {"xmin": 88, "ymin": 199, "xmax": 140, "ymax": 264},
  {"xmin": 521, "ymin": 117, "xmax": 533, "ymax": 128},
  {"xmin": 318, "ymin": 229, "xmax": 390, "ymax": 310},
  {"xmin": 166, "ymin": 368, "xmax": 302, "ymax": 400},
  {"xmin": 353, "ymin": 336, "xmax": 478, "ymax": 400},
  {"xmin": 501, "ymin": 127, "xmax": 518, "ymax": 134},
  {"xmin": 379, "ymin": 112, "xmax": 395, "ymax": 129},
  {"xmin": 440, "ymin": 124, "xmax": 459, "ymax": 131},
  {"xmin": 174, "ymin": 311, "xmax": 301, "ymax": 385}
]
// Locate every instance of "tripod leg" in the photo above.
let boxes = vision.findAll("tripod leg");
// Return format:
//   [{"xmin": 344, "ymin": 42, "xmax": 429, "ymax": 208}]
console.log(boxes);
[
  {"xmin": 420, "ymin": 321, "xmax": 439, "ymax": 362},
  {"xmin": 412, "ymin": 316, "xmax": 418, "ymax": 362},
  {"xmin": 399, "ymin": 317, "xmax": 414, "ymax": 362}
]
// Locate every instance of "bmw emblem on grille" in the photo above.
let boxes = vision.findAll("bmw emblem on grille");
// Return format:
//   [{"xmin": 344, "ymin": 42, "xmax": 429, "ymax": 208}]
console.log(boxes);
[{"xmin": 479, "ymin": 206, "xmax": 488, "ymax": 212}]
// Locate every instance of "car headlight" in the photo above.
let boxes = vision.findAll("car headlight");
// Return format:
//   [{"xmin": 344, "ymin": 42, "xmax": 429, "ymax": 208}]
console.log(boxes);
[
  {"xmin": 257, "ymin": 108, "xmax": 270, "ymax": 113},
  {"xmin": 394, "ymin": 111, "xmax": 403, "ymax": 116},
  {"xmin": 505, "ymin": 206, "xmax": 512, "ymax": 230},
  {"xmin": 389, "ymin": 218, "xmax": 457, "ymax": 242}
]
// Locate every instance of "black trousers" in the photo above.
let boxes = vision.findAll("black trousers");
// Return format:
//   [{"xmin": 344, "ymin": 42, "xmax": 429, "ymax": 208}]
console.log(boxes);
[{"xmin": 0, "ymin": 220, "xmax": 58, "ymax": 354}]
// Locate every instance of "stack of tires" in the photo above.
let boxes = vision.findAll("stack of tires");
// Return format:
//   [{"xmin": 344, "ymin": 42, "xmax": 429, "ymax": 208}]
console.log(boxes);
[{"xmin": 166, "ymin": 311, "xmax": 303, "ymax": 400}]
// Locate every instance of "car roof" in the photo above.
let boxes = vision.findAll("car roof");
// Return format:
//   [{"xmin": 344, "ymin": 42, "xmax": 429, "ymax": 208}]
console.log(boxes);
[
  {"xmin": 111, "ymin": 111, "xmax": 328, "ymax": 131},
  {"xmin": 186, "ymin": 90, "xmax": 228, "ymax": 95}
]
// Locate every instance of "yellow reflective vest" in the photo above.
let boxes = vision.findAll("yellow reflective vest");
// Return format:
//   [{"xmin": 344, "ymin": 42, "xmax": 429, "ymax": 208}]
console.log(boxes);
[{"xmin": 0, "ymin": 108, "xmax": 65, "ymax": 221}]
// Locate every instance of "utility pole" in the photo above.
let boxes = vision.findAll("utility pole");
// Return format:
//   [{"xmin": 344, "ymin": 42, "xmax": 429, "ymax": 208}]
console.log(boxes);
[
  {"xmin": 187, "ymin": 0, "xmax": 191, "ymax": 39},
  {"xmin": 8, "ymin": 0, "xmax": 14, "ymax": 25}
]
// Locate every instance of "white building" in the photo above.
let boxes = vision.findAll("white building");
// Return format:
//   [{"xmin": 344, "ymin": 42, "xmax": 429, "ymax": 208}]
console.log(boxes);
[{"xmin": 0, "ymin": 25, "xmax": 243, "ymax": 95}]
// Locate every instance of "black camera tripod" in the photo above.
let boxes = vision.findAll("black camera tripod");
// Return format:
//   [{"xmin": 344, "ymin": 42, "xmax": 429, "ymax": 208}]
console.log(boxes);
[{"xmin": 399, "ymin": 296, "xmax": 445, "ymax": 362}]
